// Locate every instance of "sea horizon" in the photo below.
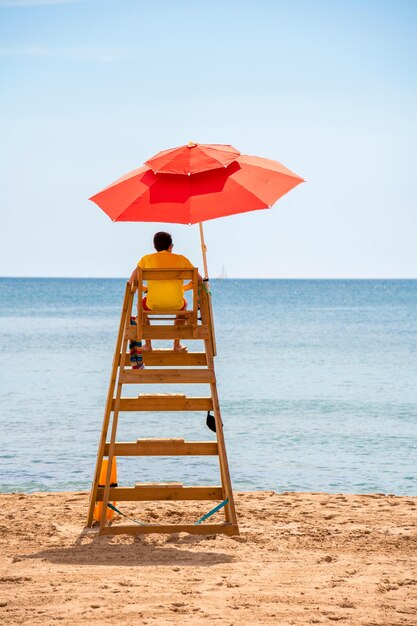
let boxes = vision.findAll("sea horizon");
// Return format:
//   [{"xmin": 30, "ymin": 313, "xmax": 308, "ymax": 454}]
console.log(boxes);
[{"xmin": 2, "ymin": 276, "xmax": 417, "ymax": 281}]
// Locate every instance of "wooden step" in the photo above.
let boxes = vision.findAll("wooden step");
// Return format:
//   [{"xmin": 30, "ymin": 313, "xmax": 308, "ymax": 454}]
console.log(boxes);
[
  {"xmin": 96, "ymin": 485, "xmax": 223, "ymax": 501},
  {"xmin": 119, "ymin": 369, "xmax": 215, "ymax": 384},
  {"xmin": 113, "ymin": 396, "xmax": 213, "ymax": 411},
  {"xmin": 143, "ymin": 310, "xmax": 195, "ymax": 317},
  {"xmin": 122, "ymin": 351, "xmax": 207, "ymax": 366},
  {"xmin": 104, "ymin": 440, "xmax": 218, "ymax": 456},
  {"xmin": 100, "ymin": 523, "xmax": 239, "ymax": 536},
  {"xmin": 126, "ymin": 325, "xmax": 209, "ymax": 341},
  {"xmin": 135, "ymin": 481, "xmax": 183, "ymax": 488}
]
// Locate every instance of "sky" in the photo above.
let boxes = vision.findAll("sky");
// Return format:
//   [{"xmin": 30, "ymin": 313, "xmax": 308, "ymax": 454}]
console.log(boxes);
[{"xmin": 0, "ymin": 0, "xmax": 416, "ymax": 279}]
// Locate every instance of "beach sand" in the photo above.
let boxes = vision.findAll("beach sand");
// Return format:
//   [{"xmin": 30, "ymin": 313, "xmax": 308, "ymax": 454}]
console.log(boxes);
[{"xmin": 1, "ymin": 490, "xmax": 416, "ymax": 625}]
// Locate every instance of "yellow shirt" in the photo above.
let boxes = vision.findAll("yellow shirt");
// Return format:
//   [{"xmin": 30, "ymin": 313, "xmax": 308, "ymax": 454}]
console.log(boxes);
[{"xmin": 138, "ymin": 251, "xmax": 194, "ymax": 310}]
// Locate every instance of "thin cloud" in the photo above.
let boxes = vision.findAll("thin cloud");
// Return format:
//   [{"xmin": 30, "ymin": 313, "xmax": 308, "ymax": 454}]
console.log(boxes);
[
  {"xmin": 0, "ymin": 1, "xmax": 83, "ymax": 6},
  {"xmin": 0, "ymin": 43, "xmax": 129, "ymax": 62}
]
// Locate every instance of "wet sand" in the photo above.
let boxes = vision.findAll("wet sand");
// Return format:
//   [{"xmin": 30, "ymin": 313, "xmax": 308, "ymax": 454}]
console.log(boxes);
[{"xmin": 1, "ymin": 490, "xmax": 416, "ymax": 625}]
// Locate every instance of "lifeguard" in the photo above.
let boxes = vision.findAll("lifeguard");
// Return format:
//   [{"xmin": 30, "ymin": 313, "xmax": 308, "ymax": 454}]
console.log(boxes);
[{"xmin": 129, "ymin": 231, "xmax": 201, "ymax": 352}]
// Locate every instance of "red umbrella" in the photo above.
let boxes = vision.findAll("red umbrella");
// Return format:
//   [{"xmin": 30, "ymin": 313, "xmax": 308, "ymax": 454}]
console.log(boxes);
[
  {"xmin": 145, "ymin": 141, "xmax": 240, "ymax": 175},
  {"xmin": 90, "ymin": 142, "xmax": 304, "ymax": 277},
  {"xmin": 91, "ymin": 150, "xmax": 303, "ymax": 224}
]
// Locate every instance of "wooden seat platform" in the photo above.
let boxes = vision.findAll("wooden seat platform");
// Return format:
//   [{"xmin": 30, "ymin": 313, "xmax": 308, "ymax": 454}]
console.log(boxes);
[
  {"xmin": 125, "ymin": 325, "xmax": 209, "ymax": 341},
  {"xmin": 112, "ymin": 396, "xmax": 213, "ymax": 411},
  {"xmin": 103, "ymin": 439, "xmax": 218, "ymax": 456},
  {"xmin": 122, "ymin": 351, "xmax": 208, "ymax": 367},
  {"xmin": 119, "ymin": 368, "xmax": 215, "ymax": 384}
]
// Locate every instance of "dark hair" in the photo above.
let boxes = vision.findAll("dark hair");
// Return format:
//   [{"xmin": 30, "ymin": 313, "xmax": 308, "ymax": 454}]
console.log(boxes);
[{"xmin": 153, "ymin": 231, "xmax": 172, "ymax": 252}]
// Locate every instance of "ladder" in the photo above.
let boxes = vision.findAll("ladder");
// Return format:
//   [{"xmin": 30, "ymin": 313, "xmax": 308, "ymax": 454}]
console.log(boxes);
[{"xmin": 86, "ymin": 268, "xmax": 239, "ymax": 536}]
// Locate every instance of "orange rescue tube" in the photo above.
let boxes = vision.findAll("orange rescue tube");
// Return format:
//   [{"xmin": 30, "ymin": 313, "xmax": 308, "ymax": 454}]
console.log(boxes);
[{"xmin": 93, "ymin": 458, "xmax": 117, "ymax": 522}]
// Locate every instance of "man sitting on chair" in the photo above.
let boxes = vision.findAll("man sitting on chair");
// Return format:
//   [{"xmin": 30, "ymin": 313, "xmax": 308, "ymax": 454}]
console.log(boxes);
[{"xmin": 129, "ymin": 231, "xmax": 199, "ymax": 352}]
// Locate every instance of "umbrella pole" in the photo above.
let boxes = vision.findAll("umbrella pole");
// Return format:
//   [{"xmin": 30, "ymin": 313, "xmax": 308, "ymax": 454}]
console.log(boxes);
[
  {"xmin": 199, "ymin": 222, "xmax": 209, "ymax": 279},
  {"xmin": 198, "ymin": 222, "xmax": 217, "ymax": 356}
]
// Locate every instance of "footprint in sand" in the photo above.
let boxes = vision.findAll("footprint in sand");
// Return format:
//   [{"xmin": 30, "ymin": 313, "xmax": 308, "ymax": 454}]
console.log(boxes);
[{"xmin": 0, "ymin": 576, "xmax": 32, "ymax": 584}]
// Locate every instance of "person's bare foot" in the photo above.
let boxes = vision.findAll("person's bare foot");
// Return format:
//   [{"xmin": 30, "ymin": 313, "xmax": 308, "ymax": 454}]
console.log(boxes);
[
  {"xmin": 173, "ymin": 343, "xmax": 187, "ymax": 352},
  {"xmin": 142, "ymin": 341, "xmax": 153, "ymax": 351}
]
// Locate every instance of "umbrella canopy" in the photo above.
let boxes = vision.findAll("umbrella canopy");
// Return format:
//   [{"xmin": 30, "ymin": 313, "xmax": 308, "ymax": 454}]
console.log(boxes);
[
  {"xmin": 90, "ymin": 152, "xmax": 304, "ymax": 225},
  {"xmin": 145, "ymin": 142, "xmax": 241, "ymax": 175}
]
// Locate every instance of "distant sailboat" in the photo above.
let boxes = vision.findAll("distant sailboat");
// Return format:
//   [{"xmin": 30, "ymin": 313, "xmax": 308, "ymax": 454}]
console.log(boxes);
[{"xmin": 219, "ymin": 265, "xmax": 228, "ymax": 279}]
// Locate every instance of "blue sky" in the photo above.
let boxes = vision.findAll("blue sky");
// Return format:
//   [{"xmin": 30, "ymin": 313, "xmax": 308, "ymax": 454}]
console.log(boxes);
[{"xmin": 0, "ymin": 0, "xmax": 416, "ymax": 278}]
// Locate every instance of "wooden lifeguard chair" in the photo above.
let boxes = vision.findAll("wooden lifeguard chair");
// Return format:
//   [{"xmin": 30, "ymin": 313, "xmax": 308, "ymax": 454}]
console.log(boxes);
[{"xmin": 86, "ymin": 268, "xmax": 239, "ymax": 536}]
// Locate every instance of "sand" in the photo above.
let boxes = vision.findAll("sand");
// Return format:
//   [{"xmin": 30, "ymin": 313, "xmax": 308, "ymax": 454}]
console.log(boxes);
[{"xmin": 0, "ymin": 490, "xmax": 416, "ymax": 625}]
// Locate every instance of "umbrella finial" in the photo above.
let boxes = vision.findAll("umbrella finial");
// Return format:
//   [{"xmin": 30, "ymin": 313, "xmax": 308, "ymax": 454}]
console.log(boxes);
[{"xmin": 187, "ymin": 141, "xmax": 197, "ymax": 148}]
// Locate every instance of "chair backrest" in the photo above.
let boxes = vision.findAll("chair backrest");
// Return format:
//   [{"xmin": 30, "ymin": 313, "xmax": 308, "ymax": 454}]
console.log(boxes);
[{"xmin": 136, "ymin": 267, "xmax": 199, "ymax": 328}]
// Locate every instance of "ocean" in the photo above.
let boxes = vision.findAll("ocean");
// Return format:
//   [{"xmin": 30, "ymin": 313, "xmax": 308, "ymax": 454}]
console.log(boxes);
[{"xmin": 0, "ymin": 277, "xmax": 416, "ymax": 496}]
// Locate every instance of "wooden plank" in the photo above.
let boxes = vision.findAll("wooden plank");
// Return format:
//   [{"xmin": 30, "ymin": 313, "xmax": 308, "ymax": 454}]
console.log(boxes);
[
  {"xmin": 126, "ymin": 325, "xmax": 209, "ymax": 341},
  {"xmin": 143, "ymin": 310, "xmax": 193, "ymax": 317},
  {"xmin": 136, "ymin": 268, "xmax": 143, "ymax": 341},
  {"xmin": 119, "ymin": 369, "xmax": 215, "ymax": 384},
  {"xmin": 135, "ymin": 482, "xmax": 183, "ymax": 488},
  {"xmin": 86, "ymin": 283, "xmax": 132, "ymax": 527},
  {"xmin": 122, "ymin": 351, "xmax": 208, "ymax": 366},
  {"xmin": 100, "ymin": 304, "xmax": 133, "ymax": 530},
  {"xmin": 138, "ymin": 393, "xmax": 185, "ymax": 398},
  {"xmin": 142, "ymin": 317, "xmax": 190, "ymax": 322},
  {"xmin": 137, "ymin": 437, "xmax": 185, "ymax": 442},
  {"xmin": 113, "ymin": 396, "xmax": 213, "ymax": 411},
  {"xmin": 139, "ymin": 393, "xmax": 185, "ymax": 398},
  {"xmin": 104, "ymin": 441, "xmax": 218, "ymax": 456},
  {"xmin": 204, "ymin": 325, "xmax": 238, "ymax": 529},
  {"xmin": 140, "ymin": 269, "xmax": 196, "ymax": 280},
  {"xmin": 99, "ymin": 523, "xmax": 239, "ymax": 536},
  {"xmin": 96, "ymin": 486, "xmax": 223, "ymax": 501}
]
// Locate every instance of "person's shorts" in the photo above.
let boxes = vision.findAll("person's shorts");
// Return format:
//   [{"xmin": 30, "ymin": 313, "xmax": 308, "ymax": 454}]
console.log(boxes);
[{"xmin": 142, "ymin": 297, "xmax": 187, "ymax": 311}]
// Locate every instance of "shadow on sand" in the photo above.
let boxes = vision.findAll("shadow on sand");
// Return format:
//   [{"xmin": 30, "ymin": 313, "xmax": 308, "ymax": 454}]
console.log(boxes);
[{"xmin": 21, "ymin": 528, "xmax": 236, "ymax": 567}]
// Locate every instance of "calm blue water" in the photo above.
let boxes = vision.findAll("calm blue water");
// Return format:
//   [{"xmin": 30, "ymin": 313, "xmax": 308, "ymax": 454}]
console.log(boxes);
[{"xmin": 0, "ymin": 278, "xmax": 416, "ymax": 495}]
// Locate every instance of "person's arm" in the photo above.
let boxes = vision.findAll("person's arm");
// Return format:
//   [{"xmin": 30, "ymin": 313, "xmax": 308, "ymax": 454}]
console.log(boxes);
[
  {"xmin": 129, "ymin": 267, "xmax": 137, "ymax": 287},
  {"xmin": 183, "ymin": 272, "xmax": 203, "ymax": 291},
  {"xmin": 129, "ymin": 262, "xmax": 148, "ymax": 290},
  {"xmin": 182, "ymin": 257, "xmax": 202, "ymax": 290}
]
